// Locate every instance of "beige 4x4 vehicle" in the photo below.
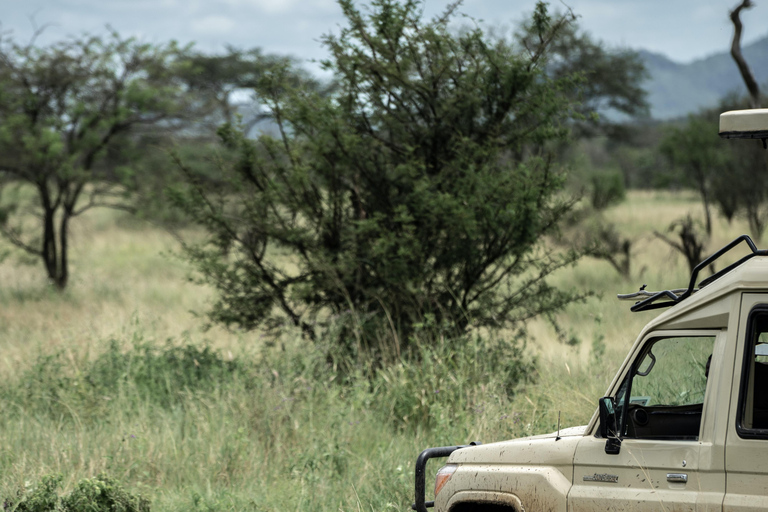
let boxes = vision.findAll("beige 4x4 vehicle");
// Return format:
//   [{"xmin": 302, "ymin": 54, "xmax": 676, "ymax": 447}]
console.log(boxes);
[{"xmin": 412, "ymin": 109, "xmax": 768, "ymax": 512}]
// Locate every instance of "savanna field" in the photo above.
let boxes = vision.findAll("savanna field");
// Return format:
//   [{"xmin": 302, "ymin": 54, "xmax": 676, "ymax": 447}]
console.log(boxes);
[{"xmin": 0, "ymin": 190, "xmax": 751, "ymax": 511}]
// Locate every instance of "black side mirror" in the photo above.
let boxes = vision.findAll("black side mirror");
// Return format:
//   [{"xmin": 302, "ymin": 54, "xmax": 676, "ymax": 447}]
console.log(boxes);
[{"xmin": 598, "ymin": 396, "xmax": 621, "ymax": 454}]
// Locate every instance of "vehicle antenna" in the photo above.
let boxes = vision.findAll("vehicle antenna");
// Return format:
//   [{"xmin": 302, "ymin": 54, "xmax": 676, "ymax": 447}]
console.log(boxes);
[{"xmin": 556, "ymin": 411, "xmax": 561, "ymax": 441}]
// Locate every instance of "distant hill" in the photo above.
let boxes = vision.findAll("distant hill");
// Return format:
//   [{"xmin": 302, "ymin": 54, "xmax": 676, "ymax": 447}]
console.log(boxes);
[{"xmin": 639, "ymin": 34, "xmax": 768, "ymax": 119}]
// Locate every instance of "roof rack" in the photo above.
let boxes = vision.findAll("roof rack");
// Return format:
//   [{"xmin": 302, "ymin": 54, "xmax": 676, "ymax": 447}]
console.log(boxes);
[{"xmin": 621, "ymin": 235, "xmax": 768, "ymax": 312}]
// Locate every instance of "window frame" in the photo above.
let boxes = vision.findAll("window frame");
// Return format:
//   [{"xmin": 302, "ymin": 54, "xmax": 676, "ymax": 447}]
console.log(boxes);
[
  {"xmin": 612, "ymin": 332, "xmax": 716, "ymax": 442},
  {"xmin": 736, "ymin": 305, "xmax": 768, "ymax": 439}
]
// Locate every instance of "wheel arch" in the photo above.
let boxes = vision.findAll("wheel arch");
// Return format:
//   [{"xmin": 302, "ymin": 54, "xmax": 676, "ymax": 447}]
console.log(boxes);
[{"xmin": 446, "ymin": 491, "xmax": 524, "ymax": 512}]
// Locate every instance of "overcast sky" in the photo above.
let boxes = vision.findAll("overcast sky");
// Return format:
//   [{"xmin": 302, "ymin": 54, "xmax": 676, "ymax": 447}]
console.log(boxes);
[{"xmin": 4, "ymin": 0, "xmax": 767, "ymax": 74}]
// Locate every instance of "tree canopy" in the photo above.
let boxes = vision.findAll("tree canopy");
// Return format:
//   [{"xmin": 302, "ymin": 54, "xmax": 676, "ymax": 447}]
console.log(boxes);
[
  {"xmin": 0, "ymin": 32, "xmax": 190, "ymax": 288},
  {"xmin": 539, "ymin": 14, "xmax": 649, "ymax": 137},
  {"xmin": 176, "ymin": 47, "xmax": 316, "ymax": 136},
  {"xmin": 169, "ymin": 0, "xmax": 650, "ymax": 358},
  {"xmin": 661, "ymin": 94, "xmax": 768, "ymax": 241}
]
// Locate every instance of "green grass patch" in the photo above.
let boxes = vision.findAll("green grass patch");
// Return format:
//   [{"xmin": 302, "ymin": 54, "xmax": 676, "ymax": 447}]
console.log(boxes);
[
  {"xmin": 0, "ymin": 189, "xmax": 754, "ymax": 510},
  {"xmin": 0, "ymin": 329, "xmax": 546, "ymax": 511}
]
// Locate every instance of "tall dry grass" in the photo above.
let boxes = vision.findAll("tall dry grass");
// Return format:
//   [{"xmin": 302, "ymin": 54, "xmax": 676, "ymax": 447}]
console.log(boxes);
[{"xmin": 0, "ymin": 190, "xmax": 757, "ymax": 510}]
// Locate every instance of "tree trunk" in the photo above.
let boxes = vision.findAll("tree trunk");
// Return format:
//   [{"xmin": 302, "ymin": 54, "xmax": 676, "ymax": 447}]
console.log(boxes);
[
  {"xmin": 39, "ymin": 184, "xmax": 71, "ymax": 290},
  {"xmin": 730, "ymin": 0, "xmax": 767, "ymax": 243},
  {"xmin": 42, "ymin": 205, "xmax": 58, "ymax": 285},
  {"xmin": 730, "ymin": 0, "xmax": 761, "ymax": 108},
  {"xmin": 692, "ymin": 164, "xmax": 713, "ymax": 236},
  {"xmin": 41, "ymin": 207, "xmax": 70, "ymax": 289},
  {"xmin": 56, "ymin": 210, "xmax": 70, "ymax": 289},
  {"xmin": 747, "ymin": 204, "xmax": 765, "ymax": 242},
  {"xmin": 700, "ymin": 183, "xmax": 713, "ymax": 236},
  {"xmin": 654, "ymin": 215, "xmax": 707, "ymax": 274},
  {"xmin": 38, "ymin": 182, "xmax": 64, "ymax": 288}
]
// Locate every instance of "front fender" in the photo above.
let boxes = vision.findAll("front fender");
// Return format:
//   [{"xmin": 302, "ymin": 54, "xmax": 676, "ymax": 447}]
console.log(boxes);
[
  {"xmin": 434, "ymin": 435, "xmax": 581, "ymax": 511},
  {"xmin": 436, "ymin": 464, "xmax": 571, "ymax": 512}
]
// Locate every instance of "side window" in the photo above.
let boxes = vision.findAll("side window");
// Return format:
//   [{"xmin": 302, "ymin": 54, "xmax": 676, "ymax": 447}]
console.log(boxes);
[
  {"xmin": 615, "ymin": 335, "xmax": 715, "ymax": 441},
  {"xmin": 737, "ymin": 308, "xmax": 768, "ymax": 436}
]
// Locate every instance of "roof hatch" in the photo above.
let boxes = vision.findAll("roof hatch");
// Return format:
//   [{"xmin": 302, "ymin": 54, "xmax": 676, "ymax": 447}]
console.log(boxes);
[{"xmin": 719, "ymin": 109, "xmax": 768, "ymax": 147}]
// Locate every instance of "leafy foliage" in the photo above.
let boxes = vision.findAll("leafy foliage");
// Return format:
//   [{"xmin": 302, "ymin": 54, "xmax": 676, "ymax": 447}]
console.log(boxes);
[
  {"xmin": 540, "ymin": 13, "xmax": 649, "ymax": 136},
  {"xmin": 4, "ymin": 474, "xmax": 149, "ymax": 512},
  {"xmin": 580, "ymin": 216, "xmax": 632, "ymax": 278},
  {"xmin": 586, "ymin": 168, "xmax": 625, "ymax": 210},
  {"xmin": 13, "ymin": 339, "xmax": 247, "ymax": 419},
  {"xmin": 0, "ymin": 192, "xmax": 672, "ymax": 510},
  {"xmin": 62, "ymin": 476, "xmax": 150, "ymax": 512},
  {"xmin": 86, "ymin": 339, "xmax": 246, "ymax": 407},
  {"xmin": 4, "ymin": 475, "xmax": 61, "ymax": 512},
  {"xmin": 0, "ymin": 31, "xmax": 189, "ymax": 288},
  {"xmin": 170, "ymin": 0, "xmax": 599, "ymax": 355},
  {"xmin": 177, "ymin": 47, "xmax": 317, "ymax": 136},
  {"xmin": 660, "ymin": 114, "xmax": 725, "ymax": 236}
]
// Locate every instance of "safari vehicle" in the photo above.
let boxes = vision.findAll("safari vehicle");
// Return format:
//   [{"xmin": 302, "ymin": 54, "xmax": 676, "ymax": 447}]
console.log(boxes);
[{"xmin": 412, "ymin": 109, "xmax": 768, "ymax": 512}]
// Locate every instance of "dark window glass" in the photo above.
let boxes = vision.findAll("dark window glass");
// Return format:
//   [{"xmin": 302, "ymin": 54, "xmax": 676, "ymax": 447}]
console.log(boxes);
[{"xmin": 738, "ymin": 309, "xmax": 768, "ymax": 436}]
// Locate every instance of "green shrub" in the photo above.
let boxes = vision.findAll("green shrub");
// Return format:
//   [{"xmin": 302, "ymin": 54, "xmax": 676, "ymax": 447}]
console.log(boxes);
[
  {"xmin": 5, "ymin": 339, "xmax": 252, "ymax": 422},
  {"xmin": 588, "ymin": 168, "xmax": 626, "ymax": 210},
  {"xmin": 62, "ymin": 476, "xmax": 150, "ymax": 512},
  {"xmin": 85, "ymin": 339, "xmax": 248, "ymax": 407},
  {"xmin": 4, "ymin": 475, "xmax": 61, "ymax": 512},
  {"xmin": 4, "ymin": 474, "xmax": 148, "ymax": 512}
]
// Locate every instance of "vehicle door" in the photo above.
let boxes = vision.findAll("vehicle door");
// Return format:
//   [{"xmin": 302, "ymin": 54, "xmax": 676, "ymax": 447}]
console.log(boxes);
[
  {"xmin": 724, "ymin": 294, "xmax": 768, "ymax": 511},
  {"xmin": 569, "ymin": 330, "xmax": 727, "ymax": 511}
]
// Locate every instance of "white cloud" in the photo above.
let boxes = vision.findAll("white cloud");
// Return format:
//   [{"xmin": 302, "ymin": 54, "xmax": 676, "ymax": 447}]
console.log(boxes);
[
  {"xmin": 190, "ymin": 15, "xmax": 237, "ymax": 35},
  {"xmin": 216, "ymin": 0, "xmax": 336, "ymax": 14},
  {"xmin": 4, "ymin": 0, "xmax": 768, "ymax": 65}
]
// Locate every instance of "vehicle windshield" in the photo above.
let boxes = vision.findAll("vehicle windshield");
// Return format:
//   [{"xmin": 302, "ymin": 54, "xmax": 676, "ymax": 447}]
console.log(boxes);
[{"xmin": 613, "ymin": 335, "xmax": 715, "ymax": 440}]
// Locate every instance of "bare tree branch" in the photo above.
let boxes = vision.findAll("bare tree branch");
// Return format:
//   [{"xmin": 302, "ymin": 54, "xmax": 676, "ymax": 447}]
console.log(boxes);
[
  {"xmin": 72, "ymin": 201, "xmax": 136, "ymax": 216},
  {"xmin": 0, "ymin": 225, "xmax": 42, "ymax": 256},
  {"xmin": 730, "ymin": 0, "xmax": 761, "ymax": 108}
]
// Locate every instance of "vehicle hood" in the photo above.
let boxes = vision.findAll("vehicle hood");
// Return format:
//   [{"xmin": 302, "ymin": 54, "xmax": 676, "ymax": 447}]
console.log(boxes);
[{"xmin": 448, "ymin": 425, "xmax": 587, "ymax": 466}]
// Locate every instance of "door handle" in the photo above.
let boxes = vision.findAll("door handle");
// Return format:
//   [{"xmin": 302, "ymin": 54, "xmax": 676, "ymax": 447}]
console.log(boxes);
[{"xmin": 666, "ymin": 473, "xmax": 688, "ymax": 483}]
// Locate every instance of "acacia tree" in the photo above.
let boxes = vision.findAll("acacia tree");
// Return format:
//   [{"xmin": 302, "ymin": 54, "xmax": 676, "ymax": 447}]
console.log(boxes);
[
  {"xmin": 542, "ymin": 20, "xmax": 648, "ymax": 138},
  {"xmin": 171, "ymin": 0, "xmax": 614, "ymax": 354},
  {"xmin": 177, "ymin": 47, "xmax": 316, "ymax": 136},
  {"xmin": 660, "ymin": 115, "xmax": 724, "ymax": 236},
  {"xmin": 0, "ymin": 32, "xmax": 189, "ymax": 288}
]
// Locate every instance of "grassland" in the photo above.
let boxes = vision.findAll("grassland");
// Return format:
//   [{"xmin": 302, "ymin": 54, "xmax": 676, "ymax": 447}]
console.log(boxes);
[{"xmin": 0, "ymin": 189, "xmax": 753, "ymax": 511}]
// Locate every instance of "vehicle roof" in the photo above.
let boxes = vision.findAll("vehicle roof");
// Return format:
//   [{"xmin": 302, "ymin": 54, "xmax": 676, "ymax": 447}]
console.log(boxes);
[
  {"xmin": 720, "ymin": 108, "xmax": 768, "ymax": 140},
  {"xmin": 643, "ymin": 254, "xmax": 768, "ymax": 332}
]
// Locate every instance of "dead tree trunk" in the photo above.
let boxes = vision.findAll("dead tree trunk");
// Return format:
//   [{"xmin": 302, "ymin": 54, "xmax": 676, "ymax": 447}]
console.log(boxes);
[
  {"xmin": 730, "ymin": 0, "xmax": 761, "ymax": 108},
  {"xmin": 730, "ymin": 0, "xmax": 768, "ymax": 242},
  {"xmin": 654, "ymin": 215, "xmax": 708, "ymax": 274}
]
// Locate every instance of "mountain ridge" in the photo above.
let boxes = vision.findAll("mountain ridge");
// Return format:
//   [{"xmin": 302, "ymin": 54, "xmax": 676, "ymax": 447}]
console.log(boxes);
[{"xmin": 639, "ymin": 34, "xmax": 768, "ymax": 119}]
